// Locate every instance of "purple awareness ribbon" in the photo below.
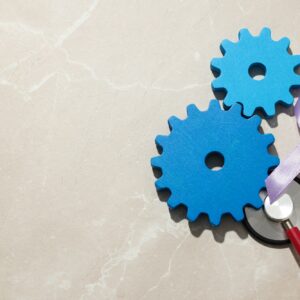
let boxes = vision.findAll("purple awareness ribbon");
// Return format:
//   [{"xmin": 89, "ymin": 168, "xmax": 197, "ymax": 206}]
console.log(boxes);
[{"xmin": 266, "ymin": 98, "xmax": 300, "ymax": 203}]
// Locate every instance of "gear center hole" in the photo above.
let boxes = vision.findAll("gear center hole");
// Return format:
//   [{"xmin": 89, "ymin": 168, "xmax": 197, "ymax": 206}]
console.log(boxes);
[
  {"xmin": 248, "ymin": 63, "xmax": 266, "ymax": 80},
  {"xmin": 205, "ymin": 151, "xmax": 224, "ymax": 171}
]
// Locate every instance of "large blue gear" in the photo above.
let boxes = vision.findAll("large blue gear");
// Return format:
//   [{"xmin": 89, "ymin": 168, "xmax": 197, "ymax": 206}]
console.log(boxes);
[
  {"xmin": 211, "ymin": 27, "xmax": 300, "ymax": 117},
  {"xmin": 151, "ymin": 100, "xmax": 279, "ymax": 226}
]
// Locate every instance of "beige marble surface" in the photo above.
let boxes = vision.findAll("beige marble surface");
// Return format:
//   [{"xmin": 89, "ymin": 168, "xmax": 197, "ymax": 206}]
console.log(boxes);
[{"xmin": 0, "ymin": 1, "xmax": 300, "ymax": 299}]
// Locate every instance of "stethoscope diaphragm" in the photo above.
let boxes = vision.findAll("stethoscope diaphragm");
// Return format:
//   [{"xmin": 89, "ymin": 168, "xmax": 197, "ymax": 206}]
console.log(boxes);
[{"xmin": 243, "ymin": 180, "xmax": 300, "ymax": 245}]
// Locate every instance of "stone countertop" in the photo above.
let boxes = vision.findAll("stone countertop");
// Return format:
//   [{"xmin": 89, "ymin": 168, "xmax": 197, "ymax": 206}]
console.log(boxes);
[{"xmin": 0, "ymin": 1, "xmax": 299, "ymax": 299}]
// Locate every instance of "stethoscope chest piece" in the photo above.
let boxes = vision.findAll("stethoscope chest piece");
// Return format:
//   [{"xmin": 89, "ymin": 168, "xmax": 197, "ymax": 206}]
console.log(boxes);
[
  {"xmin": 264, "ymin": 194, "xmax": 293, "ymax": 222},
  {"xmin": 244, "ymin": 180, "xmax": 299, "ymax": 245}
]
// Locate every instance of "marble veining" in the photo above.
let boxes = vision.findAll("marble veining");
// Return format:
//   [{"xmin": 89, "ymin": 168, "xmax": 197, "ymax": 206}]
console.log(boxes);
[{"xmin": 0, "ymin": 1, "xmax": 299, "ymax": 299}]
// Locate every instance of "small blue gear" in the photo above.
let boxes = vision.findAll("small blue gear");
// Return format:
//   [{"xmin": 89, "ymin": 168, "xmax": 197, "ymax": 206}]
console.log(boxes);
[
  {"xmin": 211, "ymin": 27, "xmax": 300, "ymax": 117},
  {"xmin": 151, "ymin": 100, "xmax": 279, "ymax": 226}
]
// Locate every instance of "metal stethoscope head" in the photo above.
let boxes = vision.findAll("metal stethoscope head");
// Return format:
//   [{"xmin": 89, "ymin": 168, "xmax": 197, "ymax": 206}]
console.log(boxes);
[
  {"xmin": 264, "ymin": 194, "xmax": 293, "ymax": 222},
  {"xmin": 244, "ymin": 180, "xmax": 300, "ymax": 255},
  {"xmin": 264, "ymin": 193, "xmax": 300, "ymax": 255}
]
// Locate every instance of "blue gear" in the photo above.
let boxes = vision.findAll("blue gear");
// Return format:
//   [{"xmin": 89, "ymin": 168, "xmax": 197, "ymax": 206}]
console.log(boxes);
[
  {"xmin": 151, "ymin": 100, "xmax": 279, "ymax": 226},
  {"xmin": 211, "ymin": 27, "xmax": 300, "ymax": 117}
]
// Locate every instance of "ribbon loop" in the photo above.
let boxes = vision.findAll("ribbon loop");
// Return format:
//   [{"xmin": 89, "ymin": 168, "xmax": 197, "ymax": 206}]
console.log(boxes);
[{"xmin": 266, "ymin": 99, "xmax": 300, "ymax": 203}]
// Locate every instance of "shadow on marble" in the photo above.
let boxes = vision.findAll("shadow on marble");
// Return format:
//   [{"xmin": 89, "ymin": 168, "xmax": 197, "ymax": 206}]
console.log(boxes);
[
  {"xmin": 155, "ymin": 187, "xmax": 248, "ymax": 243},
  {"xmin": 212, "ymin": 88, "xmax": 297, "ymax": 129},
  {"xmin": 259, "ymin": 104, "xmax": 294, "ymax": 128},
  {"xmin": 151, "ymin": 151, "xmax": 279, "ymax": 246},
  {"xmin": 152, "ymin": 169, "xmax": 298, "ymax": 258},
  {"xmin": 156, "ymin": 187, "xmax": 300, "ymax": 264},
  {"xmin": 151, "ymin": 154, "xmax": 300, "ymax": 265}
]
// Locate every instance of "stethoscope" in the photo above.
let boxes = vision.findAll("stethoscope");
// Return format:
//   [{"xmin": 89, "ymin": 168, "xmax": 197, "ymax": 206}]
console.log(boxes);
[{"xmin": 244, "ymin": 178, "xmax": 300, "ymax": 255}]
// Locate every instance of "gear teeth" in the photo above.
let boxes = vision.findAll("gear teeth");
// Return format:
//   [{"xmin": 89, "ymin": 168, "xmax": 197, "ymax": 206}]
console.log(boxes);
[
  {"xmin": 243, "ymin": 104, "xmax": 256, "ymax": 117},
  {"xmin": 263, "ymin": 105, "xmax": 276, "ymax": 117},
  {"xmin": 186, "ymin": 104, "xmax": 200, "ymax": 117},
  {"xmin": 259, "ymin": 27, "xmax": 271, "ymax": 39},
  {"xmin": 152, "ymin": 94, "xmax": 282, "ymax": 226},
  {"xmin": 229, "ymin": 103, "xmax": 242, "ymax": 115},
  {"xmin": 155, "ymin": 135, "xmax": 168, "ymax": 148},
  {"xmin": 283, "ymin": 94, "xmax": 295, "ymax": 105},
  {"xmin": 223, "ymin": 95, "xmax": 234, "ymax": 107},
  {"xmin": 238, "ymin": 28, "xmax": 252, "ymax": 40},
  {"xmin": 208, "ymin": 213, "xmax": 221, "ymax": 226},
  {"xmin": 267, "ymin": 155, "xmax": 280, "ymax": 169},
  {"xmin": 151, "ymin": 156, "xmax": 162, "ymax": 168},
  {"xmin": 277, "ymin": 37, "xmax": 290, "ymax": 50},
  {"xmin": 277, "ymin": 93, "xmax": 294, "ymax": 105},
  {"xmin": 290, "ymin": 73, "xmax": 300, "ymax": 86},
  {"xmin": 211, "ymin": 77, "xmax": 225, "ymax": 90},
  {"xmin": 249, "ymin": 195, "xmax": 263, "ymax": 209},
  {"xmin": 248, "ymin": 115, "xmax": 261, "ymax": 128},
  {"xmin": 167, "ymin": 195, "xmax": 181, "ymax": 209},
  {"xmin": 155, "ymin": 178, "xmax": 167, "ymax": 191},
  {"xmin": 211, "ymin": 58, "xmax": 223, "ymax": 72},
  {"xmin": 290, "ymin": 76, "xmax": 300, "ymax": 86},
  {"xmin": 292, "ymin": 55, "xmax": 300, "ymax": 67},
  {"xmin": 211, "ymin": 28, "xmax": 299, "ymax": 117},
  {"xmin": 208, "ymin": 99, "xmax": 221, "ymax": 111},
  {"xmin": 187, "ymin": 208, "xmax": 200, "ymax": 222},
  {"xmin": 262, "ymin": 133, "xmax": 275, "ymax": 147},
  {"xmin": 168, "ymin": 116, "xmax": 182, "ymax": 130},
  {"xmin": 230, "ymin": 209, "xmax": 244, "ymax": 222},
  {"xmin": 220, "ymin": 39, "xmax": 235, "ymax": 54}
]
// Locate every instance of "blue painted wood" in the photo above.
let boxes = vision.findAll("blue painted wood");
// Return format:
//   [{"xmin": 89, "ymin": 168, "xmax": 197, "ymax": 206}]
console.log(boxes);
[
  {"xmin": 211, "ymin": 27, "xmax": 300, "ymax": 117},
  {"xmin": 151, "ymin": 100, "xmax": 279, "ymax": 226}
]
